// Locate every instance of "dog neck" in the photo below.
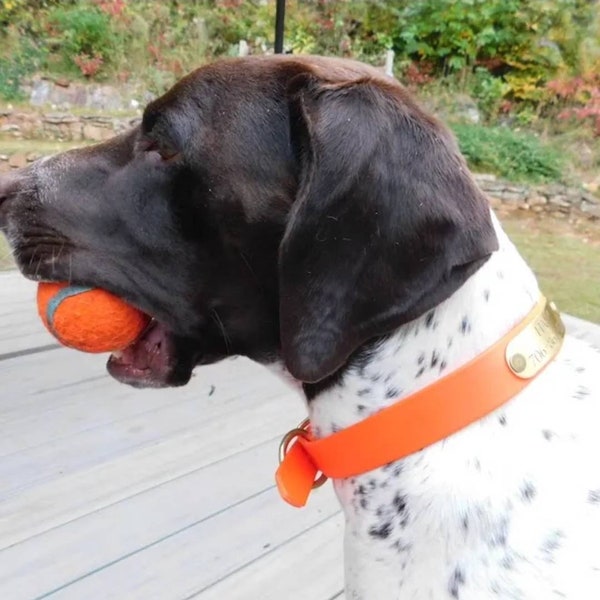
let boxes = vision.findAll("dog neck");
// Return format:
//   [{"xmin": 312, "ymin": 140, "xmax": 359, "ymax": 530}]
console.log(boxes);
[{"xmin": 305, "ymin": 213, "xmax": 542, "ymax": 598}]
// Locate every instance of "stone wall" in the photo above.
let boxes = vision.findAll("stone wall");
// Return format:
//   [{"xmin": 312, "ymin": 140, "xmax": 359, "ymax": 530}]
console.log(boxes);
[
  {"xmin": 0, "ymin": 112, "xmax": 598, "ymax": 222},
  {"xmin": 473, "ymin": 174, "xmax": 600, "ymax": 221},
  {"xmin": 0, "ymin": 110, "xmax": 141, "ymax": 142},
  {"xmin": 24, "ymin": 76, "xmax": 152, "ymax": 111}
]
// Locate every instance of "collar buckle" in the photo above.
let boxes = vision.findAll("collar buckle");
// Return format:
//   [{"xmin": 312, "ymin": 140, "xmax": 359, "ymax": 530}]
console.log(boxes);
[{"xmin": 276, "ymin": 418, "xmax": 328, "ymax": 507}]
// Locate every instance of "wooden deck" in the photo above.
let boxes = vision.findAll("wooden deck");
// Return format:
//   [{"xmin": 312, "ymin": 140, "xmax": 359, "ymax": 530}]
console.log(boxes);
[
  {"xmin": 0, "ymin": 271, "xmax": 344, "ymax": 600},
  {"xmin": 1, "ymin": 269, "xmax": 599, "ymax": 600}
]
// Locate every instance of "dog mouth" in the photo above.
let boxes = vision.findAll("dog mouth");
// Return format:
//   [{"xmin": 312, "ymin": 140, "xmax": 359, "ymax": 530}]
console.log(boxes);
[
  {"xmin": 107, "ymin": 319, "xmax": 185, "ymax": 388},
  {"xmin": 5, "ymin": 226, "xmax": 200, "ymax": 388},
  {"xmin": 14, "ymin": 248, "xmax": 192, "ymax": 388}
]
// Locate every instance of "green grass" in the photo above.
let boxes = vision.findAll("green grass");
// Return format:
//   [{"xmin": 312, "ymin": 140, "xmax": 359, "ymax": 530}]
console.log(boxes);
[
  {"xmin": 501, "ymin": 214, "xmax": 600, "ymax": 323},
  {"xmin": 452, "ymin": 124, "xmax": 565, "ymax": 183},
  {"xmin": 0, "ymin": 232, "xmax": 14, "ymax": 271},
  {"xmin": 0, "ymin": 138, "xmax": 92, "ymax": 155}
]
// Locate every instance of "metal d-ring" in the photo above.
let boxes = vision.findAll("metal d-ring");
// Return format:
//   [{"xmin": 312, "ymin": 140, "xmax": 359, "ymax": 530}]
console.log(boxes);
[{"xmin": 278, "ymin": 418, "xmax": 328, "ymax": 489}]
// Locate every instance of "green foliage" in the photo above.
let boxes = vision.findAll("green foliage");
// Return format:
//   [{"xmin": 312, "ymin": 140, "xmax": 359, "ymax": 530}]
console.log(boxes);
[
  {"xmin": 47, "ymin": 4, "xmax": 117, "ymax": 76},
  {"xmin": 452, "ymin": 123, "xmax": 564, "ymax": 182},
  {"xmin": 0, "ymin": 0, "xmax": 598, "ymax": 138},
  {"xmin": 471, "ymin": 67, "xmax": 510, "ymax": 121},
  {"xmin": 394, "ymin": 0, "xmax": 543, "ymax": 73},
  {"xmin": 0, "ymin": 27, "xmax": 46, "ymax": 100},
  {"xmin": 390, "ymin": 0, "xmax": 597, "ymax": 132}
]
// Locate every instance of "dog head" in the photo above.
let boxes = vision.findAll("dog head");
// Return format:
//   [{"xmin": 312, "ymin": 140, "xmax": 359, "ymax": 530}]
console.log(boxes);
[{"xmin": 0, "ymin": 56, "xmax": 497, "ymax": 388}]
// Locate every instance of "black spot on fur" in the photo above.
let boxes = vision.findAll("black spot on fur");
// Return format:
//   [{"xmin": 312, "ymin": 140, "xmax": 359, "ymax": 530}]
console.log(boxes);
[
  {"xmin": 498, "ymin": 415, "xmax": 507, "ymax": 426},
  {"xmin": 484, "ymin": 289, "xmax": 490, "ymax": 302},
  {"xmin": 431, "ymin": 350, "xmax": 440, "ymax": 368},
  {"xmin": 418, "ymin": 352, "xmax": 425, "ymax": 365},
  {"xmin": 370, "ymin": 373, "xmax": 382, "ymax": 383},
  {"xmin": 400, "ymin": 514, "xmax": 409, "ymax": 528},
  {"xmin": 588, "ymin": 489, "xmax": 600, "ymax": 503},
  {"xmin": 447, "ymin": 337, "xmax": 454, "ymax": 349},
  {"xmin": 357, "ymin": 404, "xmax": 366, "ymax": 413},
  {"xmin": 425, "ymin": 310, "xmax": 435, "ymax": 328},
  {"xmin": 460, "ymin": 316, "xmax": 471, "ymax": 335},
  {"xmin": 360, "ymin": 497, "xmax": 368, "ymax": 509},
  {"xmin": 208, "ymin": 385, "xmax": 216, "ymax": 396},
  {"xmin": 416, "ymin": 366, "xmax": 425, "ymax": 377},
  {"xmin": 383, "ymin": 462, "xmax": 403, "ymax": 478},
  {"xmin": 501, "ymin": 554, "xmax": 514, "ymax": 570},
  {"xmin": 542, "ymin": 429, "xmax": 556, "ymax": 441},
  {"xmin": 358, "ymin": 387, "xmax": 371, "ymax": 397},
  {"xmin": 393, "ymin": 493, "xmax": 407, "ymax": 514},
  {"xmin": 573, "ymin": 385, "xmax": 590, "ymax": 400},
  {"xmin": 386, "ymin": 387, "xmax": 402, "ymax": 399},
  {"xmin": 440, "ymin": 360, "xmax": 447, "ymax": 373},
  {"xmin": 392, "ymin": 539, "xmax": 412, "ymax": 554},
  {"xmin": 449, "ymin": 567, "xmax": 466, "ymax": 598},
  {"xmin": 462, "ymin": 516, "xmax": 469, "ymax": 532},
  {"xmin": 489, "ymin": 518, "xmax": 508, "ymax": 547},
  {"xmin": 369, "ymin": 521, "xmax": 393, "ymax": 539},
  {"xmin": 541, "ymin": 530, "xmax": 564, "ymax": 563},
  {"xmin": 520, "ymin": 481, "xmax": 537, "ymax": 502}
]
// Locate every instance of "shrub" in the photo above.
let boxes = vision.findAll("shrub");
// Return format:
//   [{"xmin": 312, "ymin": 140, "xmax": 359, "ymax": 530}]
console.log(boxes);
[
  {"xmin": 0, "ymin": 28, "xmax": 47, "ymax": 101},
  {"xmin": 393, "ymin": 0, "xmax": 546, "ymax": 74},
  {"xmin": 47, "ymin": 4, "xmax": 117, "ymax": 77},
  {"xmin": 547, "ymin": 74, "xmax": 600, "ymax": 136},
  {"xmin": 471, "ymin": 67, "xmax": 510, "ymax": 121},
  {"xmin": 452, "ymin": 123, "xmax": 564, "ymax": 182}
]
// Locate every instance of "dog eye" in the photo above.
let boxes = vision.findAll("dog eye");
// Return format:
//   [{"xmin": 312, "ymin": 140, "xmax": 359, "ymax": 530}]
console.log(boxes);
[
  {"xmin": 155, "ymin": 145, "xmax": 180, "ymax": 162},
  {"xmin": 141, "ymin": 140, "xmax": 180, "ymax": 162}
]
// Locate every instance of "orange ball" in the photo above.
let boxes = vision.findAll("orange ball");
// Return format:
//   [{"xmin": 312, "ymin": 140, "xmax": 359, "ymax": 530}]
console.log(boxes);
[{"xmin": 37, "ymin": 282, "xmax": 150, "ymax": 353}]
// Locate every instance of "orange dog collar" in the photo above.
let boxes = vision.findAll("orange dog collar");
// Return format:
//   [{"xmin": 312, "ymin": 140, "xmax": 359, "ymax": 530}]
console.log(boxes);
[{"xmin": 276, "ymin": 297, "xmax": 565, "ymax": 507}]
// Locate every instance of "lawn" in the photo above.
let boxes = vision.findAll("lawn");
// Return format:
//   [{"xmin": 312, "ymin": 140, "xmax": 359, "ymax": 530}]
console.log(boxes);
[
  {"xmin": 0, "ymin": 232, "xmax": 13, "ymax": 271},
  {"xmin": 1, "ymin": 214, "xmax": 599, "ymax": 323},
  {"xmin": 500, "ymin": 212, "xmax": 600, "ymax": 324}
]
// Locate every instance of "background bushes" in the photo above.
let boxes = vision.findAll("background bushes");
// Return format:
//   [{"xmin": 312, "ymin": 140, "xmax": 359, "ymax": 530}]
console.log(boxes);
[{"xmin": 0, "ymin": 0, "xmax": 599, "ymax": 139}]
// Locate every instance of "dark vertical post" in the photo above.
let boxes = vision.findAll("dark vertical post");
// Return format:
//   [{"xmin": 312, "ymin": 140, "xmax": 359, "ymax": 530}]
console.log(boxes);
[{"xmin": 274, "ymin": 0, "xmax": 286, "ymax": 54}]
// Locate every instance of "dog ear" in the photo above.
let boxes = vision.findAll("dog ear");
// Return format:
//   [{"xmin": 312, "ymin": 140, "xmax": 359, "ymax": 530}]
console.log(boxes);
[{"xmin": 279, "ymin": 73, "xmax": 498, "ymax": 383}]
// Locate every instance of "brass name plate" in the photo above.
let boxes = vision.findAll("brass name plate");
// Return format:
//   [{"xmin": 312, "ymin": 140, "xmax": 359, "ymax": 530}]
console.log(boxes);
[{"xmin": 506, "ymin": 299, "xmax": 566, "ymax": 379}]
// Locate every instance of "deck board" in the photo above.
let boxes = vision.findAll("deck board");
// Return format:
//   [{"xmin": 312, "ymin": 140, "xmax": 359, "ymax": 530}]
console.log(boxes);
[{"xmin": 0, "ymin": 272, "xmax": 343, "ymax": 599}]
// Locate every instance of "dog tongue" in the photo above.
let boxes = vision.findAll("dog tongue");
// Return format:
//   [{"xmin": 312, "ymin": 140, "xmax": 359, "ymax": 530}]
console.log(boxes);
[{"xmin": 107, "ymin": 320, "xmax": 176, "ymax": 387}]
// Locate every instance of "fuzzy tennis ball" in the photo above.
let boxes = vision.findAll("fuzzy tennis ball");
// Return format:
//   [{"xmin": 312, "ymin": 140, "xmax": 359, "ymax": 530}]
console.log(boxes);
[{"xmin": 37, "ymin": 282, "xmax": 150, "ymax": 353}]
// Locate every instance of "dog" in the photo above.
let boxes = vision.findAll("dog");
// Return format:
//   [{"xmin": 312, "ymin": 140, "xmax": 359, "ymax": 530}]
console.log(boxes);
[{"xmin": 1, "ymin": 55, "xmax": 599, "ymax": 599}]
